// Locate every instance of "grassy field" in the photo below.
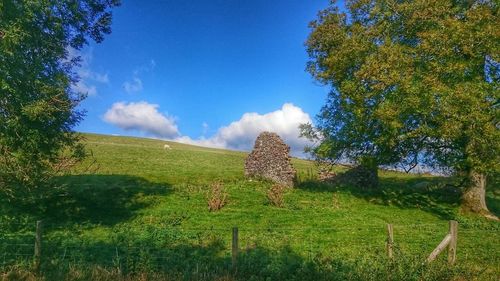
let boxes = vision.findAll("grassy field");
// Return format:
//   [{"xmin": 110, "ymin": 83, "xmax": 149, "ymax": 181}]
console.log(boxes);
[{"xmin": 1, "ymin": 133, "xmax": 499, "ymax": 280}]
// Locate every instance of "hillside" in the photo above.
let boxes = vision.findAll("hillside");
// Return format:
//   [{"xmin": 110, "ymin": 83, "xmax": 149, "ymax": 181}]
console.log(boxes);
[{"xmin": 1, "ymin": 133, "xmax": 499, "ymax": 280}]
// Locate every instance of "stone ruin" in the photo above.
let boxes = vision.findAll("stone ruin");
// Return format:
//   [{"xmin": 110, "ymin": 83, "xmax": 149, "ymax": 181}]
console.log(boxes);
[
  {"xmin": 245, "ymin": 132, "xmax": 296, "ymax": 187},
  {"xmin": 320, "ymin": 165, "xmax": 378, "ymax": 190}
]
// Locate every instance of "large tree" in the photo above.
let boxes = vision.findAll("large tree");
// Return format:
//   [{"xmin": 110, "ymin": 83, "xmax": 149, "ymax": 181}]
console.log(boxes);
[
  {"xmin": 0, "ymin": 0, "xmax": 119, "ymax": 201},
  {"xmin": 304, "ymin": 0, "xmax": 499, "ymax": 217}
]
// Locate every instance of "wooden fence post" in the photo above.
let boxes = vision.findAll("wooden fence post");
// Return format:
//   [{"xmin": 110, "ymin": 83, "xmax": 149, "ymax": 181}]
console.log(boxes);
[
  {"xmin": 448, "ymin": 220, "xmax": 458, "ymax": 265},
  {"xmin": 426, "ymin": 220, "xmax": 458, "ymax": 264},
  {"xmin": 34, "ymin": 220, "xmax": 43, "ymax": 273},
  {"xmin": 232, "ymin": 227, "xmax": 238, "ymax": 268},
  {"xmin": 426, "ymin": 234, "xmax": 451, "ymax": 263},
  {"xmin": 386, "ymin": 224, "xmax": 394, "ymax": 259}
]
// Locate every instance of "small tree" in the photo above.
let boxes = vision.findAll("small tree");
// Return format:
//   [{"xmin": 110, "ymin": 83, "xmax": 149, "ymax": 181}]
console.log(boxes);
[
  {"xmin": 304, "ymin": 0, "xmax": 499, "ymax": 217},
  {"xmin": 0, "ymin": 0, "xmax": 119, "ymax": 201}
]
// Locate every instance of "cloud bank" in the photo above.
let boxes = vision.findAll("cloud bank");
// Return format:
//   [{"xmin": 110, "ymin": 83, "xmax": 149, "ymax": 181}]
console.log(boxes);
[
  {"xmin": 103, "ymin": 101, "xmax": 179, "ymax": 138},
  {"xmin": 176, "ymin": 103, "xmax": 313, "ymax": 155},
  {"xmin": 103, "ymin": 102, "xmax": 313, "ymax": 156}
]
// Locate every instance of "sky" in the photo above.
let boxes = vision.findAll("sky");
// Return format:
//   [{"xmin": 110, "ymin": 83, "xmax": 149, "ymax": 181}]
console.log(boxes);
[{"xmin": 74, "ymin": 0, "xmax": 343, "ymax": 156}]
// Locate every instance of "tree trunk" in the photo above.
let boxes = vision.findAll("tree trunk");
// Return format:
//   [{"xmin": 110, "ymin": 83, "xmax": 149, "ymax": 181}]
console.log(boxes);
[{"xmin": 461, "ymin": 172, "xmax": 493, "ymax": 218}]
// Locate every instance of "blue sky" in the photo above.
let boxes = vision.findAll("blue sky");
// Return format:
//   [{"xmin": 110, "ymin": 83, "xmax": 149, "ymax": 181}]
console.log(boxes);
[{"xmin": 74, "ymin": 0, "xmax": 342, "ymax": 155}]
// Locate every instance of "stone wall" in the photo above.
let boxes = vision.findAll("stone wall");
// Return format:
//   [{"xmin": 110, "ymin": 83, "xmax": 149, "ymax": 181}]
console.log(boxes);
[
  {"xmin": 244, "ymin": 132, "xmax": 296, "ymax": 187},
  {"xmin": 320, "ymin": 165, "xmax": 378, "ymax": 190}
]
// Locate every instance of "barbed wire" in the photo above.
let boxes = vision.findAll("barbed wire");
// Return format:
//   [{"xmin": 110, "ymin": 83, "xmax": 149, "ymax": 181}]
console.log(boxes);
[
  {"xmin": 1, "ymin": 218, "xmax": 497, "ymax": 269},
  {"xmin": 0, "ymin": 243, "xmax": 34, "ymax": 247},
  {"xmin": 2, "ymin": 219, "xmax": 498, "ymax": 232}
]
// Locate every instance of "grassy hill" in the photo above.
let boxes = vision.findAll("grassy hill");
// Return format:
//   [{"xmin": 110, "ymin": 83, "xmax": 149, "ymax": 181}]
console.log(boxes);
[{"xmin": 1, "ymin": 133, "xmax": 499, "ymax": 280}]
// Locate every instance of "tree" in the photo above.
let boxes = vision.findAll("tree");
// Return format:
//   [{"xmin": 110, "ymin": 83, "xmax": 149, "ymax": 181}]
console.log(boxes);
[
  {"xmin": 303, "ymin": 0, "xmax": 499, "ymax": 217},
  {"xmin": 0, "ymin": 0, "xmax": 119, "ymax": 201}
]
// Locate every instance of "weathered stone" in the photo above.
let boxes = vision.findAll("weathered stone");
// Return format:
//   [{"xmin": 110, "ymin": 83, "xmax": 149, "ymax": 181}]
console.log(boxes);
[
  {"xmin": 320, "ymin": 164, "xmax": 378, "ymax": 190},
  {"xmin": 245, "ymin": 132, "xmax": 296, "ymax": 187},
  {"xmin": 318, "ymin": 167, "xmax": 337, "ymax": 182}
]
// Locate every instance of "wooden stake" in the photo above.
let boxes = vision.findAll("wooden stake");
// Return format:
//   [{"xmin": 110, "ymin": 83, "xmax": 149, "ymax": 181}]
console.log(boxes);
[
  {"xmin": 232, "ymin": 227, "xmax": 238, "ymax": 268},
  {"xmin": 426, "ymin": 234, "xmax": 452, "ymax": 263},
  {"xmin": 386, "ymin": 224, "xmax": 394, "ymax": 259},
  {"xmin": 34, "ymin": 220, "xmax": 43, "ymax": 273},
  {"xmin": 448, "ymin": 220, "xmax": 458, "ymax": 265}
]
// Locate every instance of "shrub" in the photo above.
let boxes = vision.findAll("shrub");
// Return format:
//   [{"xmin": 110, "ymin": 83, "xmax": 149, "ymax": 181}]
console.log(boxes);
[
  {"xmin": 332, "ymin": 193, "xmax": 340, "ymax": 209},
  {"xmin": 207, "ymin": 182, "xmax": 228, "ymax": 212},
  {"xmin": 267, "ymin": 184, "xmax": 286, "ymax": 207}
]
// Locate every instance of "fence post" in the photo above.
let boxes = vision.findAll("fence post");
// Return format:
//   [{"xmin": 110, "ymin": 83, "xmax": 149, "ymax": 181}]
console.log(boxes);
[
  {"xmin": 426, "ymin": 220, "xmax": 459, "ymax": 264},
  {"xmin": 386, "ymin": 224, "xmax": 394, "ymax": 259},
  {"xmin": 34, "ymin": 220, "xmax": 43, "ymax": 273},
  {"xmin": 232, "ymin": 227, "xmax": 238, "ymax": 268},
  {"xmin": 448, "ymin": 220, "xmax": 458, "ymax": 265}
]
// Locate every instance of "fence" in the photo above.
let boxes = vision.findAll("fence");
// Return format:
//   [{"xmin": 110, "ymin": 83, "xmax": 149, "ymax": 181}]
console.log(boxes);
[{"xmin": 1, "ymin": 220, "xmax": 499, "ymax": 275}]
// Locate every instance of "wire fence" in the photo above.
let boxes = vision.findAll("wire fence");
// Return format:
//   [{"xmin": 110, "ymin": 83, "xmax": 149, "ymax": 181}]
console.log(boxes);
[{"xmin": 0, "ymin": 220, "xmax": 499, "ymax": 274}]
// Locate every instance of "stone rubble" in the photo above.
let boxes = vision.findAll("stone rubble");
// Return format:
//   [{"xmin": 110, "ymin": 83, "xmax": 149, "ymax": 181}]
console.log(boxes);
[
  {"xmin": 320, "ymin": 165, "xmax": 378, "ymax": 190},
  {"xmin": 244, "ymin": 132, "xmax": 296, "ymax": 187}
]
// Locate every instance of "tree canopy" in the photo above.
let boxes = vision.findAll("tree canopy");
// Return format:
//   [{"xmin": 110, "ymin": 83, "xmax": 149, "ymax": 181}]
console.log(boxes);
[
  {"xmin": 0, "ymin": 0, "xmax": 119, "ymax": 201},
  {"xmin": 304, "ymin": 0, "xmax": 499, "ymax": 215}
]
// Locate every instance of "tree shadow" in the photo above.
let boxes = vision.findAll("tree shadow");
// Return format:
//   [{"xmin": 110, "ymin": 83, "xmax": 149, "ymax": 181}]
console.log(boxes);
[
  {"xmin": 0, "ymin": 174, "xmax": 170, "ymax": 268},
  {"xmin": 297, "ymin": 175, "xmax": 460, "ymax": 220},
  {"xmin": 375, "ymin": 176, "xmax": 459, "ymax": 219},
  {"xmin": 25, "ymin": 232, "xmax": 475, "ymax": 281},
  {"xmin": 486, "ymin": 190, "xmax": 500, "ymax": 218},
  {"xmin": 486, "ymin": 197, "xmax": 500, "ymax": 218},
  {"xmin": 44, "ymin": 174, "xmax": 172, "ymax": 226},
  {"xmin": 39, "ymin": 237, "xmax": 363, "ymax": 281},
  {"xmin": 0, "ymin": 175, "xmax": 172, "ymax": 227}
]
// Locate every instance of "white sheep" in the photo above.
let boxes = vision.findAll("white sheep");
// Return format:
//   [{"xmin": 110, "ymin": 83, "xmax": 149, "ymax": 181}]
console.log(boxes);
[{"xmin": 163, "ymin": 144, "xmax": 172, "ymax": 150}]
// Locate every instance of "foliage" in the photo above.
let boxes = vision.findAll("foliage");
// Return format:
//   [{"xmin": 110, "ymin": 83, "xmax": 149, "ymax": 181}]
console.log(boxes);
[
  {"xmin": 0, "ymin": 134, "xmax": 498, "ymax": 279},
  {"xmin": 303, "ymin": 0, "xmax": 499, "ymax": 180},
  {"xmin": 207, "ymin": 181, "xmax": 228, "ymax": 212},
  {"xmin": 0, "ymin": 0, "xmax": 119, "ymax": 201}
]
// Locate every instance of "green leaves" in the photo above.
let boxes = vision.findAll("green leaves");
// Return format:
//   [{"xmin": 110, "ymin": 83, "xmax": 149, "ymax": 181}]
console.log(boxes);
[
  {"xmin": 0, "ymin": 0, "xmax": 119, "ymax": 201},
  {"xmin": 305, "ymin": 0, "xmax": 499, "ymax": 176}
]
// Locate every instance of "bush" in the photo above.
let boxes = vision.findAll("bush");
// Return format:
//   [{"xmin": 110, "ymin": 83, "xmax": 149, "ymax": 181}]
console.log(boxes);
[
  {"xmin": 207, "ymin": 182, "xmax": 228, "ymax": 212},
  {"xmin": 267, "ymin": 184, "xmax": 286, "ymax": 207},
  {"xmin": 332, "ymin": 193, "xmax": 340, "ymax": 209}
]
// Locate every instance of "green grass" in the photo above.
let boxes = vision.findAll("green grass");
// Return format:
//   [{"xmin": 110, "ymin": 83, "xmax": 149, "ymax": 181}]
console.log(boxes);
[{"xmin": 1, "ymin": 133, "xmax": 499, "ymax": 280}]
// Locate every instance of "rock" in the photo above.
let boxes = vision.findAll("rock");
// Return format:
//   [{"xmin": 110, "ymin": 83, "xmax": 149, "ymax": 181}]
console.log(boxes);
[
  {"xmin": 322, "ymin": 165, "xmax": 378, "ymax": 190},
  {"xmin": 244, "ymin": 132, "xmax": 296, "ymax": 187},
  {"xmin": 413, "ymin": 181, "xmax": 431, "ymax": 191},
  {"xmin": 318, "ymin": 167, "xmax": 337, "ymax": 182}
]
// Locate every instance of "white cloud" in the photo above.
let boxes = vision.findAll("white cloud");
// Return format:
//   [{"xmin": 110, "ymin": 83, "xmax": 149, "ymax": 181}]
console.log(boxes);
[
  {"xmin": 102, "ymin": 102, "xmax": 313, "ymax": 156},
  {"xmin": 72, "ymin": 81, "xmax": 97, "ymax": 96},
  {"xmin": 68, "ymin": 48, "xmax": 109, "ymax": 96},
  {"xmin": 90, "ymin": 72, "xmax": 109, "ymax": 83},
  {"xmin": 123, "ymin": 77, "xmax": 143, "ymax": 93},
  {"xmin": 122, "ymin": 59, "xmax": 155, "ymax": 94},
  {"xmin": 103, "ymin": 101, "xmax": 179, "ymax": 138},
  {"xmin": 202, "ymin": 122, "xmax": 209, "ymax": 136},
  {"xmin": 175, "ymin": 103, "xmax": 313, "ymax": 156}
]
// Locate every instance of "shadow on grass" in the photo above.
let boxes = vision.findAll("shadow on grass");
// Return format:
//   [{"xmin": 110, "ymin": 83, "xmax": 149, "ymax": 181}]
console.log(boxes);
[
  {"xmin": 46, "ymin": 174, "xmax": 172, "ymax": 226},
  {"xmin": 4, "ymin": 236, "xmax": 471, "ymax": 281},
  {"xmin": 1, "ymin": 175, "xmax": 172, "ymax": 227},
  {"xmin": 486, "ymin": 192, "xmax": 500, "ymax": 218},
  {"xmin": 297, "ymin": 175, "xmax": 459, "ymax": 220}
]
